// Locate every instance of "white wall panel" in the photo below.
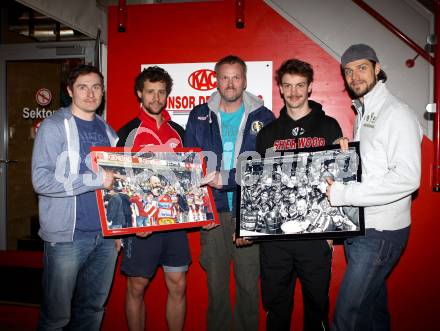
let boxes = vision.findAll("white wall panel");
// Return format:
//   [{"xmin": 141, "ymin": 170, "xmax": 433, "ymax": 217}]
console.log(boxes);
[{"xmin": 265, "ymin": 0, "xmax": 433, "ymax": 138}]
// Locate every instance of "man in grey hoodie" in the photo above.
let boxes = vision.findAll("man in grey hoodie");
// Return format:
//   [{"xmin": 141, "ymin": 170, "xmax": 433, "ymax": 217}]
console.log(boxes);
[{"xmin": 32, "ymin": 64, "xmax": 119, "ymax": 330}]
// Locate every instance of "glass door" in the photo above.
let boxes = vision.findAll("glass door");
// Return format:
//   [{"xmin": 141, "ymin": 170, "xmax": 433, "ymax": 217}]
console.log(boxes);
[{"xmin": 0, "ymin": 41, "xmax": 95, "ymax": 250}]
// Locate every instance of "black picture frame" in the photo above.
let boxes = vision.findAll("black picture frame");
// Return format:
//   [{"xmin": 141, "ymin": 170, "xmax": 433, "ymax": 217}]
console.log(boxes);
[{"xmin": 236, "ymin": 142, "xmax": 365, "ymax": 241}]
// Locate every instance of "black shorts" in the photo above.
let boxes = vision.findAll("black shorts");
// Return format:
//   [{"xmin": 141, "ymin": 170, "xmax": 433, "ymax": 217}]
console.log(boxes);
[{"xmin": 121, "ymin": 230, "xmax": 191, "ymax": 279}]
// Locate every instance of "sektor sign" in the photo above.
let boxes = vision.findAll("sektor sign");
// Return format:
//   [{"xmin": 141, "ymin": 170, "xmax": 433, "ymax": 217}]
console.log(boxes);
[{"xmin": 22, "ymin": 88, "xmax": 55, "ymax": 119}]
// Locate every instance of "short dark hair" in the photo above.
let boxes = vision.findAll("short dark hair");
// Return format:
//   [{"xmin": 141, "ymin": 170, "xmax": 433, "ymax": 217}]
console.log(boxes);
[
  {"xmin": 372, "ymin": 61, "xmax": 387, "ymax": 82},
  {"xmin": 135, "ymin": 66, "xmax": 173, "ymax": 98},
  {"xmin": 67, "ymin": 64, "xmax": 104, "ymax": 90},
  {"xmin": 275, "ymin": 59, "xmax": 314, "ymax": 85},
  {"xmin": 214, "ymin": 55, "xmax": 247, "ymax": 76}
]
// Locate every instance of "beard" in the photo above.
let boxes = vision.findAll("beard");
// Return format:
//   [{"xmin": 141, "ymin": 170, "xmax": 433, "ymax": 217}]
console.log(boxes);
[
  {"xmin": 218, "ymin": 87, "xmax": 243, "ymax": 103},
  {"xmin": 349, "ymin": 77, "xmax": 377, "ymax": 98},
  {"xmin": 143, "ymin": 102, "xmax": 165, "ymax": 115}
]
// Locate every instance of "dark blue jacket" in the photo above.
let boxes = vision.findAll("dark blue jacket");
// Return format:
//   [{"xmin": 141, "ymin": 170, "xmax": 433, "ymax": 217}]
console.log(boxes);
[{"xmin": 184, "ymin": 91, "xmax": 275, "ymax": 213}]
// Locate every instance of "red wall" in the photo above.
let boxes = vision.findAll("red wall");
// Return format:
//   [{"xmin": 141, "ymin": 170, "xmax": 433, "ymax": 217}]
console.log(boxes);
[
  {"xmin": 105, "ymin": 0, "xmax": 353, "ymax": 135},
  {"xmin": 104, "ymin": 1, "xmax": 440, "ymax": 330},
  {"xmin": 1, "ymin": 1, "xmax": 438, "ymax": 330},
  {"xmin": 105, "ymin": 2, "xmax": 353, "ymax": 329}
]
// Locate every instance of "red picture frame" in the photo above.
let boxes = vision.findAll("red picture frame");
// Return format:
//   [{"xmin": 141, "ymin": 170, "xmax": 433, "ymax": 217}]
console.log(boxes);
[{"xmin": 90, "ymin": 146, "xmax": 219, "ymax": 236}]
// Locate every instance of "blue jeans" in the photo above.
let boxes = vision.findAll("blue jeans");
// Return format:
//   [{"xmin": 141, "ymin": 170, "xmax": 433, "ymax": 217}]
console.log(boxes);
[
  {"xmin": 332, "ymin": 229, "xmax": 408, "ymax": 331},
  {"xmin": 38, "ymin": 231, "xmax": 118, "ymax": 331}
]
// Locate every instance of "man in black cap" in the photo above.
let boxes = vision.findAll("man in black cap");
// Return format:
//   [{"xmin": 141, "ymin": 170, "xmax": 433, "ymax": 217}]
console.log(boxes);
[{"xmin": 326, "ymin": 44, "xmax": 423, "ymax": 331}]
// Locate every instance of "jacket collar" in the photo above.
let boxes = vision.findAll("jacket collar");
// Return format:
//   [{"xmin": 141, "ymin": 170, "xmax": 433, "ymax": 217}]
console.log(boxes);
[
  {"xmin": 353, "ymin": 81, "xmax": 387, "ymax": 116},
  {"xmin": 137, "ymin": 107, "xmax": 171, "ymax": 129},
  {"xmin": 207, "ymin": 90, "xmax": 264, "ymax": 115}
]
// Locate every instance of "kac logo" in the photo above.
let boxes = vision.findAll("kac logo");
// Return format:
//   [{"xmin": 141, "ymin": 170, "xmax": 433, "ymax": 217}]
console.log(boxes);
[{"xmin": 188, "ymin": 69, "xmax": 217, "ymax": 91}]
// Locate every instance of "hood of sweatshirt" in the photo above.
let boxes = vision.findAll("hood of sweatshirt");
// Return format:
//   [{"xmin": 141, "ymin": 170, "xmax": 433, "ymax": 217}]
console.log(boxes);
[
  {"xmin": 207, "ymin": 90, "xmax": 264, "ymax": 114},
  {"xmin": 279, "ymin": 99, "xmax": 325, "ymax": 123}
]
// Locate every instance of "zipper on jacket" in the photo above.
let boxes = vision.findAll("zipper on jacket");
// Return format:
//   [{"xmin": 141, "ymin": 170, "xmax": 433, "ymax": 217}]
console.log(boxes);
[
  {"xmin": 65, "ymin": 118, "xmax": 77, "ymax": 241},
  {"xmin": 71, "ymin": 196, "xmax": 77, "ymax": 241},
  {"xmin": 353, "ymin": 102, "xmax": 364, "ymax": 140}
]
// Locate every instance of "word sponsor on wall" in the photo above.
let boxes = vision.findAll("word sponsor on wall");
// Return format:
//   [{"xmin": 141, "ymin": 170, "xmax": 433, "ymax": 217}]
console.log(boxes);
[{"xmin": 141, "ymin": 62, "xmax": 273, "ymax": 128}]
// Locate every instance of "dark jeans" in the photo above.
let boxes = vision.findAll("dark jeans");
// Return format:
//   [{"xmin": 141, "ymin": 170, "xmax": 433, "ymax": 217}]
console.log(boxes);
[
  {"xmin": 332, "ymin": 228, "xmax": 409, "ymax": 331},
  {"xmin": 200, "ymin": 212, "xmax": 260, "ymax": 331},
  {"xmin": 38, "ymin": 231, "xmax": 118, "ymax": 331},
  {"xmin": 260, "ymin": 240, "xmax": 332, "ymax": 331}
]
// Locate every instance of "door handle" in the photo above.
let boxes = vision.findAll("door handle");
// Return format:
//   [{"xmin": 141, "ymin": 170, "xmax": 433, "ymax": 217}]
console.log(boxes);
[{"xmin": 0, "ymin": 159, "xmax": 18, "ymax": 164}]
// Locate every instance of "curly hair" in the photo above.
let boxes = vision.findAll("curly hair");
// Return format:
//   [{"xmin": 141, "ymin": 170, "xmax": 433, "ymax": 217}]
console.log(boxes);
[{"xmin": 135, "ymin": 66, "xmax": 173, "ymax": 98}]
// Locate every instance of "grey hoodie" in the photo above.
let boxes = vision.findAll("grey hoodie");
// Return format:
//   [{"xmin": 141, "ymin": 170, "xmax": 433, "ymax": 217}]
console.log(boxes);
[
  {"xmin": 207, "ymin": 90, "xmax": 265, "ymax": 163},
  {"xmin": 31, "ymin": 107, "xmax": 118, "ymax": 242}
]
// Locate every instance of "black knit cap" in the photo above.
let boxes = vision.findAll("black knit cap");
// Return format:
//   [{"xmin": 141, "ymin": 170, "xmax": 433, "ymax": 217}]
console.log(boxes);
[{"xmin": 341, "ymin": 44, "xmax": 379, "ymax": 67}]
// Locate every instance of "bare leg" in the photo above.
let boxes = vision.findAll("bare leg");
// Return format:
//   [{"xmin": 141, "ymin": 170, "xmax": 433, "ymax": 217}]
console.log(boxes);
[
  {"xmin": 125, "ymin": 276, "xmax": 149, "ymax": 331},
  {"xmin": 164, "ymin": 271, "xmax": 186, "ymax": 331}
]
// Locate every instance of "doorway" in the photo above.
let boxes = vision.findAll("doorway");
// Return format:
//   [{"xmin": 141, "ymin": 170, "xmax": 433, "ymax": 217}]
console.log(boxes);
[{"xmin": 0, "ymin": 41, "xmax": 96, "ymax": 250}]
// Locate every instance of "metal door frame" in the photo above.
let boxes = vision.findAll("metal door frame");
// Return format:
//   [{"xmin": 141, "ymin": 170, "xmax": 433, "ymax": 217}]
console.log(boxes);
[{"xmin": 0, "ymin": 40, "xmax": 95, "ymax": 250}]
